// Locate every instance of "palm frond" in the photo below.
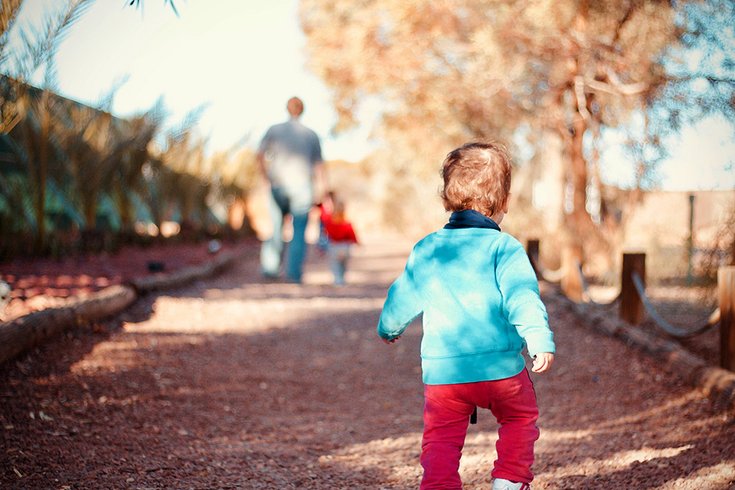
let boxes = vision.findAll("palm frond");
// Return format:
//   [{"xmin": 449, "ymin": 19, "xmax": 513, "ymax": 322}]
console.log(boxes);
[
  {"xmin": 49, "ymin": 0, "xmax": 95, "ymax": 47},
  {"xmin": 167, "ymin": 103, "xmax": 208, "ymax": 143},
  {"xmin": 0, "ymin": 0, "xmax": 24, "ymax": 62},
  {"xmin": 97, "ymin": 75, "xmax": 130, "ymax": 112},
  {"xmin": 129, "ymin": 0, "xmax": 179, "ymax": 17},
  {"xmin": 46, "ymin": 177, "xmax": 85, "ymax": 227},
  {"xmin": 2, "ymin": 1, "xmax": 94, "ymax": 135},
  {"xmin": 0, "ymin": 172, "xmax": 36, "ymax": 231}
]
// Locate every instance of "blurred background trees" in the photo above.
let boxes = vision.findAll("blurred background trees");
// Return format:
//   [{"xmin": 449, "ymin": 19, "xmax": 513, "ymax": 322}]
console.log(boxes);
[
  {"xmin": 0, "ymin": 0, "xmax": 257, "ymax": 258},
  {"xmin": 300, "ymin": 0, "xmax": 734, "ymax": 275},
  {"xmin": 0, "ymin": 0, "xmax": 732, "ymax": 279}
]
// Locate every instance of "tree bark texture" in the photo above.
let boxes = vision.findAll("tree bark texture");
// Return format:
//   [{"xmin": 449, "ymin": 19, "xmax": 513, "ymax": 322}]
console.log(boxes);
[{"xmin": 561, "ymin": 244, "xmax": 584, "ymax": 302}]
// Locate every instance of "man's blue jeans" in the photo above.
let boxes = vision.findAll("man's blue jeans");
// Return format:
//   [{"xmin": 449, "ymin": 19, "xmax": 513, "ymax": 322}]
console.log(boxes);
[{"xmin": 260, "ymin": 187, "xmax": 311, "ymax": 283}]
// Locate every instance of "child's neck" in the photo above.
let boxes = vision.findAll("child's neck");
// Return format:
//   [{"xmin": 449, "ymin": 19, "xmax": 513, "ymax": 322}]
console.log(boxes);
[{"xmin": 490, "ymin": 213, "xmax": 504, "ymax": 224}]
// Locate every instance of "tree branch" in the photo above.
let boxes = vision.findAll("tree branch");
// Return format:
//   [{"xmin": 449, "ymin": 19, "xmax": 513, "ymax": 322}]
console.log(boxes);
[{"xmin": 585, "ymin": 77, "xmax": 648, "ymax": 96}]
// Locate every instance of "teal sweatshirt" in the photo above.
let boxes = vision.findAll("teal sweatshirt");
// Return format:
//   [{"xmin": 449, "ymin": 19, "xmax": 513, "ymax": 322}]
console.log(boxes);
[{"xmin": 377, "ymin": 220, "xmax": 555, "ymax": 385}]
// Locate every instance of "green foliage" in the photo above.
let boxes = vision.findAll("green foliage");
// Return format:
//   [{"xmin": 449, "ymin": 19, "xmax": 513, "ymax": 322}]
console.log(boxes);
[
  {"xmin": 0, "ymin": 80, "xmax": 257, "ymax": 257},
  {"xmin": 0, "ymin": 1, "xmax": 257, "ymax": 258}
]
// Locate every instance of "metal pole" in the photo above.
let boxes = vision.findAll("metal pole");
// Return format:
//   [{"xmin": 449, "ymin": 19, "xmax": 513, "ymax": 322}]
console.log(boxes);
[{"xmin": 687, "ymin": 193, "xmax": 695, "ymax": 285}]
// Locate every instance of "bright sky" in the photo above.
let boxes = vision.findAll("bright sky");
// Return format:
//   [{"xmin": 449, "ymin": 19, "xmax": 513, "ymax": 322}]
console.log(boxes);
[
  {"xmin": 13, "ymin": 0, "xmax": 375, "ymax": 161},
  {"xmin": 9, "ymin": 0, "xmax": 735, "ymax": 191},
  {"xmin": 600, "ymin": 116, "xmax": 735, "ymax": 191}
]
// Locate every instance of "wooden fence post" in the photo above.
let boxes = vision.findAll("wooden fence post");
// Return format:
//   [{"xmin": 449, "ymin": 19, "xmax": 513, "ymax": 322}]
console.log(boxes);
[
  {"xmin": 561, "ymin": 244, "xmax": 583, "ymax": 302},
  {"xmin": 620, "ymin": 253, "xmax": 645, "ymax": 325},
  {"xmin": 526, "ymin": 239, "xmax": 540, "ymax": 278},
  {"xmin": 686, "ymin": 194, "xmax": 696, "ymax": 285},
  {"xmin": 719, "ymin": 266, "xmax": 735, "ymax": 372}
]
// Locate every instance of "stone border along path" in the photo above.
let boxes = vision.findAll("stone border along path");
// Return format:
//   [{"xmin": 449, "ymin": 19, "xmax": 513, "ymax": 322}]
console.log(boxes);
[{"xmin": 0, "ymin": 248, "xmax": 243, "ymax": 367}]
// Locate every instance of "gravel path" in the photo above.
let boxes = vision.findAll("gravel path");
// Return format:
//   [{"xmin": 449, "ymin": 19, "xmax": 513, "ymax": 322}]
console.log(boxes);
[{"xmin": 1, "ymin": 238, "xmax": 734, "ymax": 489}]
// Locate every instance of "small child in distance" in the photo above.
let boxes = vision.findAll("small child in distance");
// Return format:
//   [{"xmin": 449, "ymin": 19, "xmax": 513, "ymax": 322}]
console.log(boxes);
[{"xmin": 320, "ymin": 193, "xmax": 358, "ymax": 286}]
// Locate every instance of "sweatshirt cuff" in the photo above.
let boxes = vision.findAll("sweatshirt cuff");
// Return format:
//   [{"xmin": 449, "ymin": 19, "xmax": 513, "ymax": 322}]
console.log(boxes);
[
  {"xmin": 377, "ymin": 323, "xmax": 399, "ymax": 340},
  {"xmin": 525, "ymin": 334, "xmax": 556, "ymax": 358}
]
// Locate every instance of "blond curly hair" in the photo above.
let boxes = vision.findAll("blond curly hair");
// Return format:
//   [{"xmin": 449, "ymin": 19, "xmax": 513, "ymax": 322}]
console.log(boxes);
[{"xmin": 440, "ymin": 142, "xmax": 512, "ymax": 218}]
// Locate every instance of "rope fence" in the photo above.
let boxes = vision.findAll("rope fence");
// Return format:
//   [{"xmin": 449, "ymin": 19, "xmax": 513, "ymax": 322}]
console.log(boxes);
[
  {"xmin": 631, "ymin": 271, "xmax": 721, "ymax": 339},
  {"xmin": 526, "ymin": 238, "xmax": 735, "ymax": 372},
  {"xmin": 577, "ymin": 261, "xmax": 621, "ymax": 307}
]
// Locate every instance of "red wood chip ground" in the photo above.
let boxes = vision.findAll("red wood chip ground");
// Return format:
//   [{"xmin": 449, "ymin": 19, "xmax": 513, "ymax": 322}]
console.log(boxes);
[{"xmin": 1, "ymin": 238, "xmax": 733, "ymax": 489}]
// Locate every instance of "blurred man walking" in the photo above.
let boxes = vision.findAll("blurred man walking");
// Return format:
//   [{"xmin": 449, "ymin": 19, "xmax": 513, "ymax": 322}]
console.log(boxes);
[{"xmin": 257, "ymin": 97, "xmax": 325, "ymax": 283}]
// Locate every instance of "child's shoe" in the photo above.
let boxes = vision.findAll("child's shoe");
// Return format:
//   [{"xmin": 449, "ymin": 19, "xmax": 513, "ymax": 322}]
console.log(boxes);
[{"xmin": 492, "ymin": 478, "xmax": 531, "ymax": 490}]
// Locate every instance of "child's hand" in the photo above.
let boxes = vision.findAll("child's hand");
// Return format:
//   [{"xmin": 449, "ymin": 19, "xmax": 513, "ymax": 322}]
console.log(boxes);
[
  {"xmin": 382, "ymin": 336, "xmax": 400, "ymax": 344},
  {"xmin": 532, "ymin": 352, "xmax": 554, "ymax": 373}
]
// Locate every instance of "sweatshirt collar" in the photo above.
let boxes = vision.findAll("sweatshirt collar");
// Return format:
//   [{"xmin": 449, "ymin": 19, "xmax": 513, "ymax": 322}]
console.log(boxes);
[{"xmin": 444, "ymin": 209, "xmax": 501, "ymax": 231}]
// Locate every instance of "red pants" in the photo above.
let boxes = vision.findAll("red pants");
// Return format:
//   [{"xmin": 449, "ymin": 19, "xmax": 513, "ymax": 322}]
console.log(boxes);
[{"xmin": 420, "ymin": 369, "xmax": 539, "ymax": 489}]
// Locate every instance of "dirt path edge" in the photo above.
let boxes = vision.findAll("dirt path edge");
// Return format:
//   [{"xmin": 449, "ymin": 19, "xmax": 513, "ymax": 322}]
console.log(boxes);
[
  {"xmin": 0, "ymin": 249, "xmax": 243, "ymax": 367},
  {"xmin": 550, "ymin": 286, "xmax": 735, "ymax": 413}
]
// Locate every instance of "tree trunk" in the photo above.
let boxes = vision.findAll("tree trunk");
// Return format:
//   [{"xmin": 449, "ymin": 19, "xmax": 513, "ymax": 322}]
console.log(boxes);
[
  {"xmin": 569, "ymin": 115, "xmax": 592, "ymax": 232},
  {"xmin": 83, "ymin": 192, "xmax": 98, "ymax": 230},
  {"xmin": 33, "ymin": 92, "xmax": 50, "ymax": 253},
  {"xmin": 565, "ymin": 1, "xmax": 596, "ymax": 241},
  {"xmin": 119, "ymin": 190, "xmax": 133, "ymax": 233},
  {"xmin": 561, "ymin": 244, "xmax": 584, "ymax": 302}
]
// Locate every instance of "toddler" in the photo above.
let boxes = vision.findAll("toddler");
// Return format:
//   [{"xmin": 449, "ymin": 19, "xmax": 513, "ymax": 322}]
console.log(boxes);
[
  {"xmin": 377, "ymin": 142, "xmax": 555, "ymax": 490},
  {"xmin": 320, "ymin": 195, "xmax": 358, "ymax": 285},
  {"xmin": 316, "ymin": 191, "xmax": 336, "ymax": 254}
]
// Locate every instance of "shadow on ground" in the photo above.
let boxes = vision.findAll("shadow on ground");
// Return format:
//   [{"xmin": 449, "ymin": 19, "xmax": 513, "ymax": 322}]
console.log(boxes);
[{"xmin": 1, "ymin": 239, "xmax": 734, "ymax": 489}]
